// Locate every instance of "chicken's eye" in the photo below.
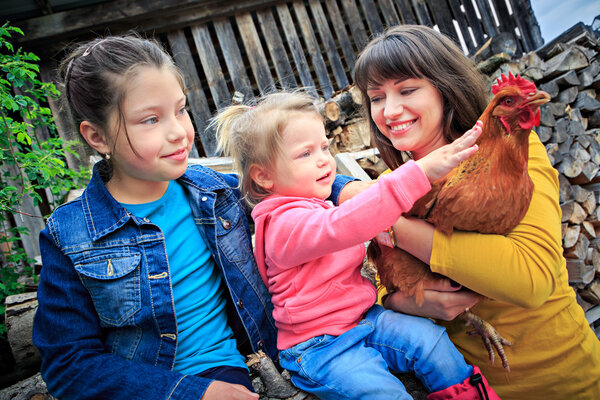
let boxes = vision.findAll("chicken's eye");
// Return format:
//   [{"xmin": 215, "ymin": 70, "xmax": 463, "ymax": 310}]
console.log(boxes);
[{"xmin": 502, "ymin": 97, "xmax": 514, "ymax": 106}]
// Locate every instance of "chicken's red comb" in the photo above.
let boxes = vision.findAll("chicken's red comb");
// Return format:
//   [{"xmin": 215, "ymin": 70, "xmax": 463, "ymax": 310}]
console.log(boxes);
[{"xmin": 491, "ymin": 72, "xmax": 537, "ymax": 95}]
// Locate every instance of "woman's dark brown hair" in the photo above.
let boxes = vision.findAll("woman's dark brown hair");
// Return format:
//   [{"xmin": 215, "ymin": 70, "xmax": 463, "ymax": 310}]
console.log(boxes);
[{"xmin": 353, "ymin": 25, "xmax": 488, "ymax": 170}]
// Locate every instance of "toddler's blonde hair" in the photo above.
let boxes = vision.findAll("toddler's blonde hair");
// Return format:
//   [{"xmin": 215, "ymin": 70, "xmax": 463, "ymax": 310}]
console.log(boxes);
[{"xmin": 211, "ymin": 91, "xmax": 323, "ymax": 207}]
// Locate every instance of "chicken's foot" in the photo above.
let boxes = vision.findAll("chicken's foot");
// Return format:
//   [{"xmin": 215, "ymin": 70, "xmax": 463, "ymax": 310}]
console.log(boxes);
[{"xmin": 461, "ymin": 309, "xmax": 512, "ymax": 373}]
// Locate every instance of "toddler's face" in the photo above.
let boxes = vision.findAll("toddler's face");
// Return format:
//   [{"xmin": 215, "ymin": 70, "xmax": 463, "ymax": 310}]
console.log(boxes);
[{"xmin": 268, "ymin": 113, "xmax": 336, "ymax": 200}]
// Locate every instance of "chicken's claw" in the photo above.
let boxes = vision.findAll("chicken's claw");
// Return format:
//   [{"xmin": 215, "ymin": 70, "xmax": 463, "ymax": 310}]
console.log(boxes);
[{"xmin": 462, "ymin": 309, "xmax": 512, "ymax": 373}]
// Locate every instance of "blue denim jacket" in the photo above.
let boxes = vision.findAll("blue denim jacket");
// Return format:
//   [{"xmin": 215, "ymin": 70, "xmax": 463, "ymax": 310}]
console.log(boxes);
[{"xmin": 33, "ymin": 161, "xmax": 353, "ymax": 400}]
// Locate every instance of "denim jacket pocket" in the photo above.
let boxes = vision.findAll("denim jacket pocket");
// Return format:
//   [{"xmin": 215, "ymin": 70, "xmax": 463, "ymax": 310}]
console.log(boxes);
[
  {"xmin": 216, "ymin": 204, "xmax": 252, "ymax": 264},
  {"xmin": 74, "ymin": 253, "xmax": 142, "ymax": 327}
]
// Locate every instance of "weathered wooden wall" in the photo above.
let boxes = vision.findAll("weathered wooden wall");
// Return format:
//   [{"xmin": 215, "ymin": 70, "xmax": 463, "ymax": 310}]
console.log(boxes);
[{"xmin": 14, "ymin": 0, "xmax": 543, "ymax": 159}]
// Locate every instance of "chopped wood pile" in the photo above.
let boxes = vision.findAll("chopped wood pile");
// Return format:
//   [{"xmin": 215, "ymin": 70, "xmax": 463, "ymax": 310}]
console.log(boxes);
[{"xmin": 322, "ymin": 23, "xmax": 600, "ymax": 320}]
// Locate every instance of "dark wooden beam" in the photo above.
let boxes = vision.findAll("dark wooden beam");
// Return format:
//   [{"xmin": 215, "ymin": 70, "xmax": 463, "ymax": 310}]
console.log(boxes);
[{"xmin": 13, "ymin": 0, "xmax": 285, "ymax": 52}]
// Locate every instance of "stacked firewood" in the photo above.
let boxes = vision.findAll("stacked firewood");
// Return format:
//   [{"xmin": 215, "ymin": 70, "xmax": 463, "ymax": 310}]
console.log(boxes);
[
  {"xmin": 514, "ymin": 24, "xmax": 600, "ymax": 312},
  {"xmin": 320, "ymin": 24, "xmax": 600, "ymax": 316}
]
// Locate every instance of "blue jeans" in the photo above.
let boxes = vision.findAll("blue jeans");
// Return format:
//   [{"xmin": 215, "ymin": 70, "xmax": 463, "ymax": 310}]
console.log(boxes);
[{"xmin": 279, "ymin": 305, "xmax": 472, "ymax": 400}]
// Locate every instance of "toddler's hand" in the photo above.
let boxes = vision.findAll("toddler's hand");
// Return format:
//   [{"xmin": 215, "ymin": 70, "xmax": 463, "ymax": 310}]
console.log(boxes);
[{"xmin": 416, "ymin": 121, "xmax": 482, "ymax": 181}]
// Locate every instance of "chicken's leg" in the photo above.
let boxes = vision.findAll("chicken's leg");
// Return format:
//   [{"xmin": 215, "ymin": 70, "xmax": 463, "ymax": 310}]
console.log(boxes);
[{"xmin": 460, "ymin": 309, "xmax": 512, "ymax": 373}]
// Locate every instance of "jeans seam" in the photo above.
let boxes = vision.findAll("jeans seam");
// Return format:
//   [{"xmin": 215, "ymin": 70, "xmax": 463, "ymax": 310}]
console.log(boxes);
[{"xmin": 294, "ymin": 362, "xmax": 355, "ymax": 400}]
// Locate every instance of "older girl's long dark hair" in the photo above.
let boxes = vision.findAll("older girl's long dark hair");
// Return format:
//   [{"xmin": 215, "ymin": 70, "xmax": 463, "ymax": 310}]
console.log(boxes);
[{"xmin": 353, "ymin": 25, "xmax": 488, "ymax": 170}]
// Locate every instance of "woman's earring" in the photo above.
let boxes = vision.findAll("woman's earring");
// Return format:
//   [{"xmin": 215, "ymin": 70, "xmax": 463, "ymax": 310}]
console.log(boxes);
[{"xmin": 105, "ymin": 153, "xmax": 111, "ymax": 160}]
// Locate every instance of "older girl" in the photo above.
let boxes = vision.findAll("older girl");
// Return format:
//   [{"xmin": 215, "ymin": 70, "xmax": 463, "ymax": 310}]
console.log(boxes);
[{"xmin": 32, "ymin": 35, "xmax": 362, "ymax": 400}]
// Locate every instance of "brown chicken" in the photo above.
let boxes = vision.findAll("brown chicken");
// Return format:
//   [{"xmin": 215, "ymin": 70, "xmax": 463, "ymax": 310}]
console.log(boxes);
[{"xmin": 368, "ymin": 72, "xmax": 551, "ymax": 373}]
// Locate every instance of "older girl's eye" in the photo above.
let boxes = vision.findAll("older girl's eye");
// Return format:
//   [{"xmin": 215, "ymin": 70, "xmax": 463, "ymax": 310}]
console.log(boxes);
[
  {"xmin": 178, "ymin": 106, "xmax": 189, "ymax": 115},
  {"xmin": 142, "ymin": 116, "xmax": 158, "ymax": 125}
]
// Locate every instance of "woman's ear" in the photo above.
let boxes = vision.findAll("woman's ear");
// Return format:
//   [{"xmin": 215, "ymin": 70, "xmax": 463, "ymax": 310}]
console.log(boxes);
[
  {"xmin": 80, "ymin": 121, "xmax": 110, "ymax": 155},
  {"xmin": 249, "ymin": 164, "xmax": 274, "ymax": 190}
]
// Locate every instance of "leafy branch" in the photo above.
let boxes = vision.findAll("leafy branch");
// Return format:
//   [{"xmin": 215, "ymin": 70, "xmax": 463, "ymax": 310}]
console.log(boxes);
[{"xmin": 0, "ymin": 22, "xmax": 90, "ymax": 336}]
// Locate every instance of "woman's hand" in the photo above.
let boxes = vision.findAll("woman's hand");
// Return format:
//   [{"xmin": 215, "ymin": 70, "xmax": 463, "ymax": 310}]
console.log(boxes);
[
  {"xmin": 201, "ymin": 381, "xmax": 259, "ymax": 400},
  {"xmin": 416, "ymin": 121, "xmax": 482, "ymax": 181},
  {"xmin": 383, "ymin": 277, "xmax": 482, "ymax": 321}
]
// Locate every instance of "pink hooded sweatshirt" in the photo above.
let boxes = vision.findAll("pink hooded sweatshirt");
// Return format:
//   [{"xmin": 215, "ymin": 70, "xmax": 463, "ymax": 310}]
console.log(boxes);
[{"xmin": 251, "ymin": 160, "xmax": 431, "ymax": 349}]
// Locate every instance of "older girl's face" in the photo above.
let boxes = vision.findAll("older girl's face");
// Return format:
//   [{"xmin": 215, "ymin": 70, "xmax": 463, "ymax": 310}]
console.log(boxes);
[{"xmin": 367, "ymin": 78, "xmax": 448, "ymax": 159}]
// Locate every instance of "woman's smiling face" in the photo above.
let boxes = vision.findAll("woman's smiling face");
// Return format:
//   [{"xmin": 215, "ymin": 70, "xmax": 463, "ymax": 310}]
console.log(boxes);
[{"xmin": 367, "ymin": 78, "xmax": 448, "ymax": 159}]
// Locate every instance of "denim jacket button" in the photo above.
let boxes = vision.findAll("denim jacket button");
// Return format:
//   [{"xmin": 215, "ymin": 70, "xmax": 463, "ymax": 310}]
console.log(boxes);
[
  {"xmin": 237, "ymin": 299, "xmax": 244, "ymax": 308},
  {"xmin": 222, "ymin": 219, "xmax": 231, "ymax": 229},
  {"xmin": 201, "ymin": 196, "xmax": 207, "ymax": 201}
]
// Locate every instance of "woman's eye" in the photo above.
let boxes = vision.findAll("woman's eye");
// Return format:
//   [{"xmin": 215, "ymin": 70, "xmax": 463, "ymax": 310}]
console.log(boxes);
[
  {"xmin": 400, "ymin": 88, "xmax": 416, "ymax": 96},
  {"xmin": 369, "ymin": 96, "xmax": 382, "ymax": 103}
]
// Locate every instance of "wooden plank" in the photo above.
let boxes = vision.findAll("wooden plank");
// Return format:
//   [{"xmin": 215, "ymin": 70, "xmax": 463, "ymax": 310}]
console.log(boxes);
[
  {"xmin": 410, "ymin": 0, "xmax": 434, "ymax": 27},
  {"xmin": 491, "ymin": 0, "xmax": 523, "ymax": 54},
  {"xmin": 490, "ymin": 0, "xmax": 515, "ymax": 34},
  {"xmin": 213, "ymin": 18, "xmax": 255, "ymax": 103},
  {"xmin": 586, "ymin": 304, "xmax": 600, "ymax": 325},
  {"xmin": 308, "ymin": 0, "xmax": 349, "ymax": 90},
  {"xmin": 508, "ymin": 0, "xmax": 541, "ymax": 51},
  {"xmin": 275, "ymin": 4, "xmax": 317, "ymax": 97},
  {"xmin": 1, "ymin": 163, "xmax": 45, "ymax": 259},
  {"xmin": 473, "ymin": 0, "xmax": 499, "ymax": 37},
  {"xmin": 291, "ymin": 1, "xmax": 333, "ymax": 99},
  {"xmin": 188, "ymin": 156, "xmax": 235, "ymax": 174},
  {"xmin": 518, "ymin": 0, "xmax": 543, "ymax": 49},
  {"xmin": 425, "ymin": 0, "xmax": 458, "ymax": 43},
  {"xmin": 167, "ymin": 30, "xmax": 212, "ymax": 157},
  {"xmin": 323, "ymin": 0, "xmax": 357, "ymax": 73},
  {"xmin": 447, "ymin": 0, "xmax": 477, "ymax": 52},
  {"xmin": 14, "ymin": 0, "xmax": 284, "ymax": 50},
  {"xmin": 393, "ymin": 0, "xmax": 418, "ymax": 25},
  {"xmin": 235, "ymin": 12, "xmax": 275, "ymax": 94},
  {"xmin": 358, "ymin": 0, "xmax": 385, "ymax": 35},
  {"xmin": 190, "ymin": 24, "xmax": 231, "ymax": 110},
  {"xmin": 256, "ymin": 8, "xmax": 298, "ymax": 90},
  {"xmin": 459, "ymin": 0, "xmax": 487, "ymax": 48},
  {"xmin": 377, "ymin": 0, "xmax": 402, "ymax": 27},
  {"xmin": 335, "ymin": 153, "xmax": 372, "ymax": 181},
  {"xmin": 39, "ymin": 65, "xmax": 95, "ymax": 171},
  {"xmin": 340, "ymin": 0, "xmax": 370, "ymax": 50}
]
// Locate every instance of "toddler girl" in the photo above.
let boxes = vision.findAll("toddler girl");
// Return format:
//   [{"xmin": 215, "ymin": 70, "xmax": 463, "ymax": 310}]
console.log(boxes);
[{"xmin": 213, "ymin": 91, "xmax": 500, "ymax": 399}]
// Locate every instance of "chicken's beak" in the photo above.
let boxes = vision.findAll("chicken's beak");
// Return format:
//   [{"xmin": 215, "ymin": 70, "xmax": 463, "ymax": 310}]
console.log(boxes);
[
  {"xmin": 519, "ymin": 90, "xmax": 551, "ymax": 129},
  {"xmin": 523, "ymin": 90, "xmax": 551, "ymax": 109}
]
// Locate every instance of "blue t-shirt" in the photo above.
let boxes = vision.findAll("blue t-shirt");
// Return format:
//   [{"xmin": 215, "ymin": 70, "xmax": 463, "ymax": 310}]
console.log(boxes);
[{"xmin": 122, "ymin": 181, "xmax": 246, "ymax": 374}]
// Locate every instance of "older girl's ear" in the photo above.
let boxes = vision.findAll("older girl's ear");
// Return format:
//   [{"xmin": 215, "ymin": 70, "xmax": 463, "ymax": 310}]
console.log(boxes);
[
  {"xmin": 80, "ymin": 121, "xmax": 110, "ymax": 155},
  {"xmin": 249, "ymin": 164, "xmax": 274, "ymax": 190}
]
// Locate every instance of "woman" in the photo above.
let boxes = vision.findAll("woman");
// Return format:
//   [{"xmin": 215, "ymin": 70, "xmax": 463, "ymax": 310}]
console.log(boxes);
[{"xmin": 352, "ymin": 24, "xmax": 600, "ymax": 399}]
